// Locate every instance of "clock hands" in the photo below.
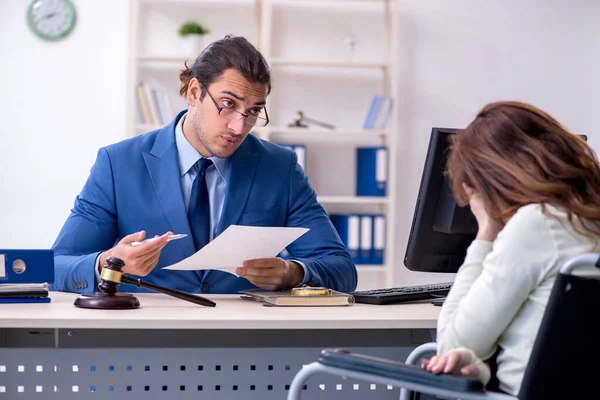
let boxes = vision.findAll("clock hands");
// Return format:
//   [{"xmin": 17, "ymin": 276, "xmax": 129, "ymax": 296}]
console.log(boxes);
[
  {"xmin": 41, "ymin": 12, "xmax": 57, "ymax": 21},
  {"xmin": 40, "ymin": 0, "xmax": 61, "ymax": 21}
]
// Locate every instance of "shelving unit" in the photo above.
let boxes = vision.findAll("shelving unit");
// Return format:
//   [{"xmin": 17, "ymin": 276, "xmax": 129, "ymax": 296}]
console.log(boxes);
[
  {"xmin": 127, "ymin": 0, "xmax": 399, "ymax": 290},
  {"xmin": 316, "ymin": 196, "xmax": 390, "ymax": 205},
  {"xmin": 270, "ymin": 59, "xmax": 389, "ymax": 69}
]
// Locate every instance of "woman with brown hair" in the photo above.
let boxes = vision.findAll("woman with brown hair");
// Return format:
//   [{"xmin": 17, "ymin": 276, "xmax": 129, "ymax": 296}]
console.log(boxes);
[{"xmin": 422, "ymin": 101, "xmax": 600, "ymax": 395}]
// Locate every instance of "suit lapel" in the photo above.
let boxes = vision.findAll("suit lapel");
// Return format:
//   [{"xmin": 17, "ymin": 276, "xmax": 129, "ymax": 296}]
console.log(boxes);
[
  {"xmin": 143, "ymin": 112, "xmax": 197, "ymax": 260},
  {"xmin": 216, "ymin": 137, "xmax": 260, "ymax": 236}
]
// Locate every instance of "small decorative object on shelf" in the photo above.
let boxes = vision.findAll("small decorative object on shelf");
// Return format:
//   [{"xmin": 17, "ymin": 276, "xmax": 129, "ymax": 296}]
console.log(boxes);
[
  {"xmin": 178, "ymin": 20, "xmax": 210, "ymax": 58},
  {"xmin": 343, "ymin": 33, "xmax": 358, "ymax": 62},
  {"xmin": 288, "ymin": 110, "xmax": 336, "ymax": 130}
]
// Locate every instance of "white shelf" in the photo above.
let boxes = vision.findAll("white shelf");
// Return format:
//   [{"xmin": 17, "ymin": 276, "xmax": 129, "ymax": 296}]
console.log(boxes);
[
  {"xmin": 317, "ymin": 195, "xmax": 389, "ymax": 205},
  {"xmin": 135, "ymin": 124, "xmax": 163, "ymax": 131},
  {"xmin": 136, "ymin": 57, "xmax": 389, "ymax": 71},
  {"xmin": 136, "ymin": 56, "xmax": 191, "ymax": 70},
  {"xmin": 140, "ymin": 0, "xmax": 257, "ymax": 4},
  {"xmin": 274, "ymin": 0, "xmax": 388, "ymax": 4},
  {"xmin": 356, "ymin": 266, "xmax": 388, "ymax": 272},
  {"xmin": 137, "ymin": 56, "xmax": 189, "ymax": 62},
  {"xmin": 271, "ymin": 58, "xmax": 388, "ymax": 70},
  {"xmin": 264, "ymin": 126, "xmax": 390, "ymax": 136},
  {"xmin": 135, "ymin": 125, "xmax": 390, "ymax": 138}
]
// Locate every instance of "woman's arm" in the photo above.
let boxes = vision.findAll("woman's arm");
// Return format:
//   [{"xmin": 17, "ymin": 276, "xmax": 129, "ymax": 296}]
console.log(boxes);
[{"xmin": 437, "ymin": 205, "xmax": 557, "ymax": 360}]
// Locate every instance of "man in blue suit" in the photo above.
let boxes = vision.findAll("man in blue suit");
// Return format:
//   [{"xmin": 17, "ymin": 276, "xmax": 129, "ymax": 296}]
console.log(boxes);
[{"xmin": 51, "ymin": 35, "xmax": 357, "ymax": 295}]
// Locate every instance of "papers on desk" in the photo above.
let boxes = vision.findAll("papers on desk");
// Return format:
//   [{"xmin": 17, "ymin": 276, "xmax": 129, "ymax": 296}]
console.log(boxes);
[
  {"xmin": 0, "ymin": 283, "xmax": 49, "ymax": 293},
  {"xmin": 163, "ymin": 225, "xmax": 309, "ymax": 273},
  {"xmin": 0, "ymin": 283, "xmax": 50, "ymax": 303}
]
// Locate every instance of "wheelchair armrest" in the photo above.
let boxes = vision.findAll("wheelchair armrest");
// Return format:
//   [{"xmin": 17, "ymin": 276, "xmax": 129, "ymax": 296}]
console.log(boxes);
[
  {"xmin": 319, "ymin": 348, "xmax": 484, "ymax": 393},
  {"xmin": 400, "ymin": 342, "xmax": 439, "ymax": 400},
  {"xmin": 405, "ymin": 341, "xmax": 438, "ymax": 365}
]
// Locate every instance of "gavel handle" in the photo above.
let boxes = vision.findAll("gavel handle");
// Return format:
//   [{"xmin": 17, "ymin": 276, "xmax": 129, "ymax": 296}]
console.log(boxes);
[{"xmin": 121, "ymin": 275, "xmax": 216, "ymax": 307}]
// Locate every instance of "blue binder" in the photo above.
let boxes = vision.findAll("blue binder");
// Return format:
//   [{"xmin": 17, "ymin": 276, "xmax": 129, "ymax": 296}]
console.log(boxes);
[
  {"xmin": 329, "ymin": 214, "xmax": 361, "ymax": 265},
  {"xmin": 356, "ymin": 147, "xmax": 388, "ymax": 196},
  {"xmin": 0, "ymin": 297, "xmax": 51, "ymax": 304},
  {"xmin": 359, "ymin": 215, "xmax": 373, "ymax": 264},
  {"xmin": 371, "ymin": 215, "xmax": 385, "ymax": 265},
  {"xmin": 0, "ymin": 250, "xmax": 54, "ymax": 284},
  {"xmin": 0, "ymin": 250, "xmax": 54, "ymax": 304}
]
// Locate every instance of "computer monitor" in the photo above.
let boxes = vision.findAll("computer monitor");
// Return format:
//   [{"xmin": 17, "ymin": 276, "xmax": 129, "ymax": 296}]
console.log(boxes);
[
  {"xmin": 404, "ymin": 127, "xmax": 475, "ymax": 273},
  {"xmin": 404, "ymin": 128, "xmax": 589, "ymax": 273}
]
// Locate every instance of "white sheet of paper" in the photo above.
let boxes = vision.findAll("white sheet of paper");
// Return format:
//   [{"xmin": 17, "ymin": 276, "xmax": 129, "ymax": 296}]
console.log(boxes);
[{"xmin": 162, "ymin": 225, "xmax": 309, "ymax": 273}]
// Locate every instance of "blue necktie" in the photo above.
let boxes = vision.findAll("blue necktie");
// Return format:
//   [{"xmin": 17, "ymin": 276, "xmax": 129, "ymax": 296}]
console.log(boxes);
[{"xmin": 188, "ymin": 158, "xmax": 213, "ymax": 252}]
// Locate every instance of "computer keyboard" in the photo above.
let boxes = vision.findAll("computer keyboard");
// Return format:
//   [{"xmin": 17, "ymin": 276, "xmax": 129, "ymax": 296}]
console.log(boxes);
[{"xmin": 351, "ymin": 282, "xmax": 453, "ymax": 305}]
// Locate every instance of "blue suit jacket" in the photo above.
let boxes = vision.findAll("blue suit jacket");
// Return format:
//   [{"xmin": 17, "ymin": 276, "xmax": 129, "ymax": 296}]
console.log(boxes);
[{"xmin": 51, "ymin": 112, "xmax": 357, "ymax": 294}]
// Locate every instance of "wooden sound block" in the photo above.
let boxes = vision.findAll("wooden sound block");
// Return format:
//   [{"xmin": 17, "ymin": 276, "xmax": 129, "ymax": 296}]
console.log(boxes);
[{"xmin": 74, "ymin": 292, "xmax": 140, "ymax": 310}]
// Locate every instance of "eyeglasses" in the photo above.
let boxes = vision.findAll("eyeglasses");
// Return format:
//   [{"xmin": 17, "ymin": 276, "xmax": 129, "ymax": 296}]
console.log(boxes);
[{"xmin": 200, "ymin": 83, "xmax": 269, "ymax": 128}]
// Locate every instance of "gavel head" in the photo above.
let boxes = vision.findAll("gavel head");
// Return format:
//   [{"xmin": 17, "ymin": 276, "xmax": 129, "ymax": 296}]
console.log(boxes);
[{"xmin": 97, "ymin": 256, "xmax": 126, "ymax": 295}]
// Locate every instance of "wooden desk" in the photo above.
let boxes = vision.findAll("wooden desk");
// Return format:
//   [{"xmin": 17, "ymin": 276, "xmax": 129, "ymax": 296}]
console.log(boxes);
[{"xmin": 0, "ymin": 292, "xmax": 439, "ymax": 400}]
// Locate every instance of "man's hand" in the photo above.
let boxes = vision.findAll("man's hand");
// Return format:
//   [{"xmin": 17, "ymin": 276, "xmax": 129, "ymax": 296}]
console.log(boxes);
[
  {"xmin": 99, "ymin": 231, "xmax": 172, "ymax": 277},
  {"xmin": 422, "ymin": 350, "xmax": 480, "ymax": 377},
  {"xmin": 236, "ymin": 258, "xmax": 304, "ymax": 290}
]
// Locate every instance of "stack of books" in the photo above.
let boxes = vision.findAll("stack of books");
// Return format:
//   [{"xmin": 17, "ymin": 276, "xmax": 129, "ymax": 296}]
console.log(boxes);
[
  {"xmin": 240, "ymin": 288, "xmax": 354, "ymax": 307},
  {"xmin": 0, "ymin": 283, "xmax": 50, "ymax": 304},
  {"xmin": 136, "ymin": 82, "xmax": 174, "ymax": 126}
]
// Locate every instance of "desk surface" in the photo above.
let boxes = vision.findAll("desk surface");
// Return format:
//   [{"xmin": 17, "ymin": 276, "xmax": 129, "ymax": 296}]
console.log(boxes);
[{"xmin": 0, "ymin": 292, "xmax": 439, "ymax": 330}]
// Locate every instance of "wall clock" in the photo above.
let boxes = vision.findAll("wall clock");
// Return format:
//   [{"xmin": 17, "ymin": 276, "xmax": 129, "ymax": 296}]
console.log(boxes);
[{"xmin": 27, "ymin": 0, "xmax": 76, "ymax": 41}]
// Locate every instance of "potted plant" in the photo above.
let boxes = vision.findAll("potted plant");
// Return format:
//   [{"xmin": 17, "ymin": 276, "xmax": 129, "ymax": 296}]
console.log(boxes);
[{"xmin": 178, "ymin": 21, "xmax": 210, "ymax": 57}]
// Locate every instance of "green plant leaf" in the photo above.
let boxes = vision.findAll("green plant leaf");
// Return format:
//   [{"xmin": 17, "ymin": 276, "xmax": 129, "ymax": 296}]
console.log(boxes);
[{"xmin": 178, "ymin": 21, "xmax": 210, "ymax": 37}]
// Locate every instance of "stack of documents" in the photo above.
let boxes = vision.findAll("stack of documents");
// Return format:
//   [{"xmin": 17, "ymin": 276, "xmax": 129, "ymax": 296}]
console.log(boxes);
[{"xmin": 0, "ymin": 283, "xmax": 50, "ymax": 304}]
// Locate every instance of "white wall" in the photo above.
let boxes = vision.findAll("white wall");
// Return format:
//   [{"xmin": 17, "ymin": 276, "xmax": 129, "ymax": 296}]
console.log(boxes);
[
  {"xmin": 0, "ymin": 0, "xmax": 130, "ymax": 248},
  {"xmin": 1, "ymin": 0, "xmax": 598, "ymax": 286}
]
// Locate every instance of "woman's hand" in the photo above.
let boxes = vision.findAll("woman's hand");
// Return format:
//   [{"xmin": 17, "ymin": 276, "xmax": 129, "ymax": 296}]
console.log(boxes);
[
  {"xmin": 463, "ymin": 184, "xmax": 503, "ymax": 242},
  {"xmin": 422, "ymin": 350, "xmax": 480, "ymax": 377}
]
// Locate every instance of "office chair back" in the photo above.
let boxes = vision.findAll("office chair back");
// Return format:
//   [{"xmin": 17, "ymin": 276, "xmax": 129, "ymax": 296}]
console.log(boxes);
[{"xmin": 518, "ymin": 253, "xmax": 600, "ymax": 400}]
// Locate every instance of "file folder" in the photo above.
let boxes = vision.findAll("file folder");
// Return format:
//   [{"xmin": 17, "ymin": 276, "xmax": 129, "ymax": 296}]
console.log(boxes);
[
  {"xmin": 372, "ymin": 215, "xmax": 385, "ymax": 265},
  {"xmin": 0, "ymin": 297, "xmax": 51, "ymax": 304},
  {"xmin": 356, "ymin": 147, "xmax": 388, "ymax": 196},
  {"xmin": 329, "ymin": 215, "xmax": 361, "ymax": 265},
  {"xmin": 0, "ymin": 250, "xmax": 54, "ymax": 284},
  {"xmin": 359, "ymin": 215, "xmax": 373, "ymax": 264}
]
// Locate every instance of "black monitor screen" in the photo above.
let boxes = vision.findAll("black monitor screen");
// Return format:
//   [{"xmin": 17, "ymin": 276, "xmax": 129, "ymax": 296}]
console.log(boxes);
[
  {"xmin": 404, "ymin": 128, "xmax": 589, "ymax": 274},
  {"xmin": 404, "ymin": 127, "xmax": 476, "ymax": 273}
]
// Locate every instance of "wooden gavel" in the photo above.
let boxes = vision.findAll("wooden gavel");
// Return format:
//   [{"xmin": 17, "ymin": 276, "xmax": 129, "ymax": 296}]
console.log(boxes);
[{"xmin": 74, "ymin": 256, "xmax": 216, "ymax": 309}]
